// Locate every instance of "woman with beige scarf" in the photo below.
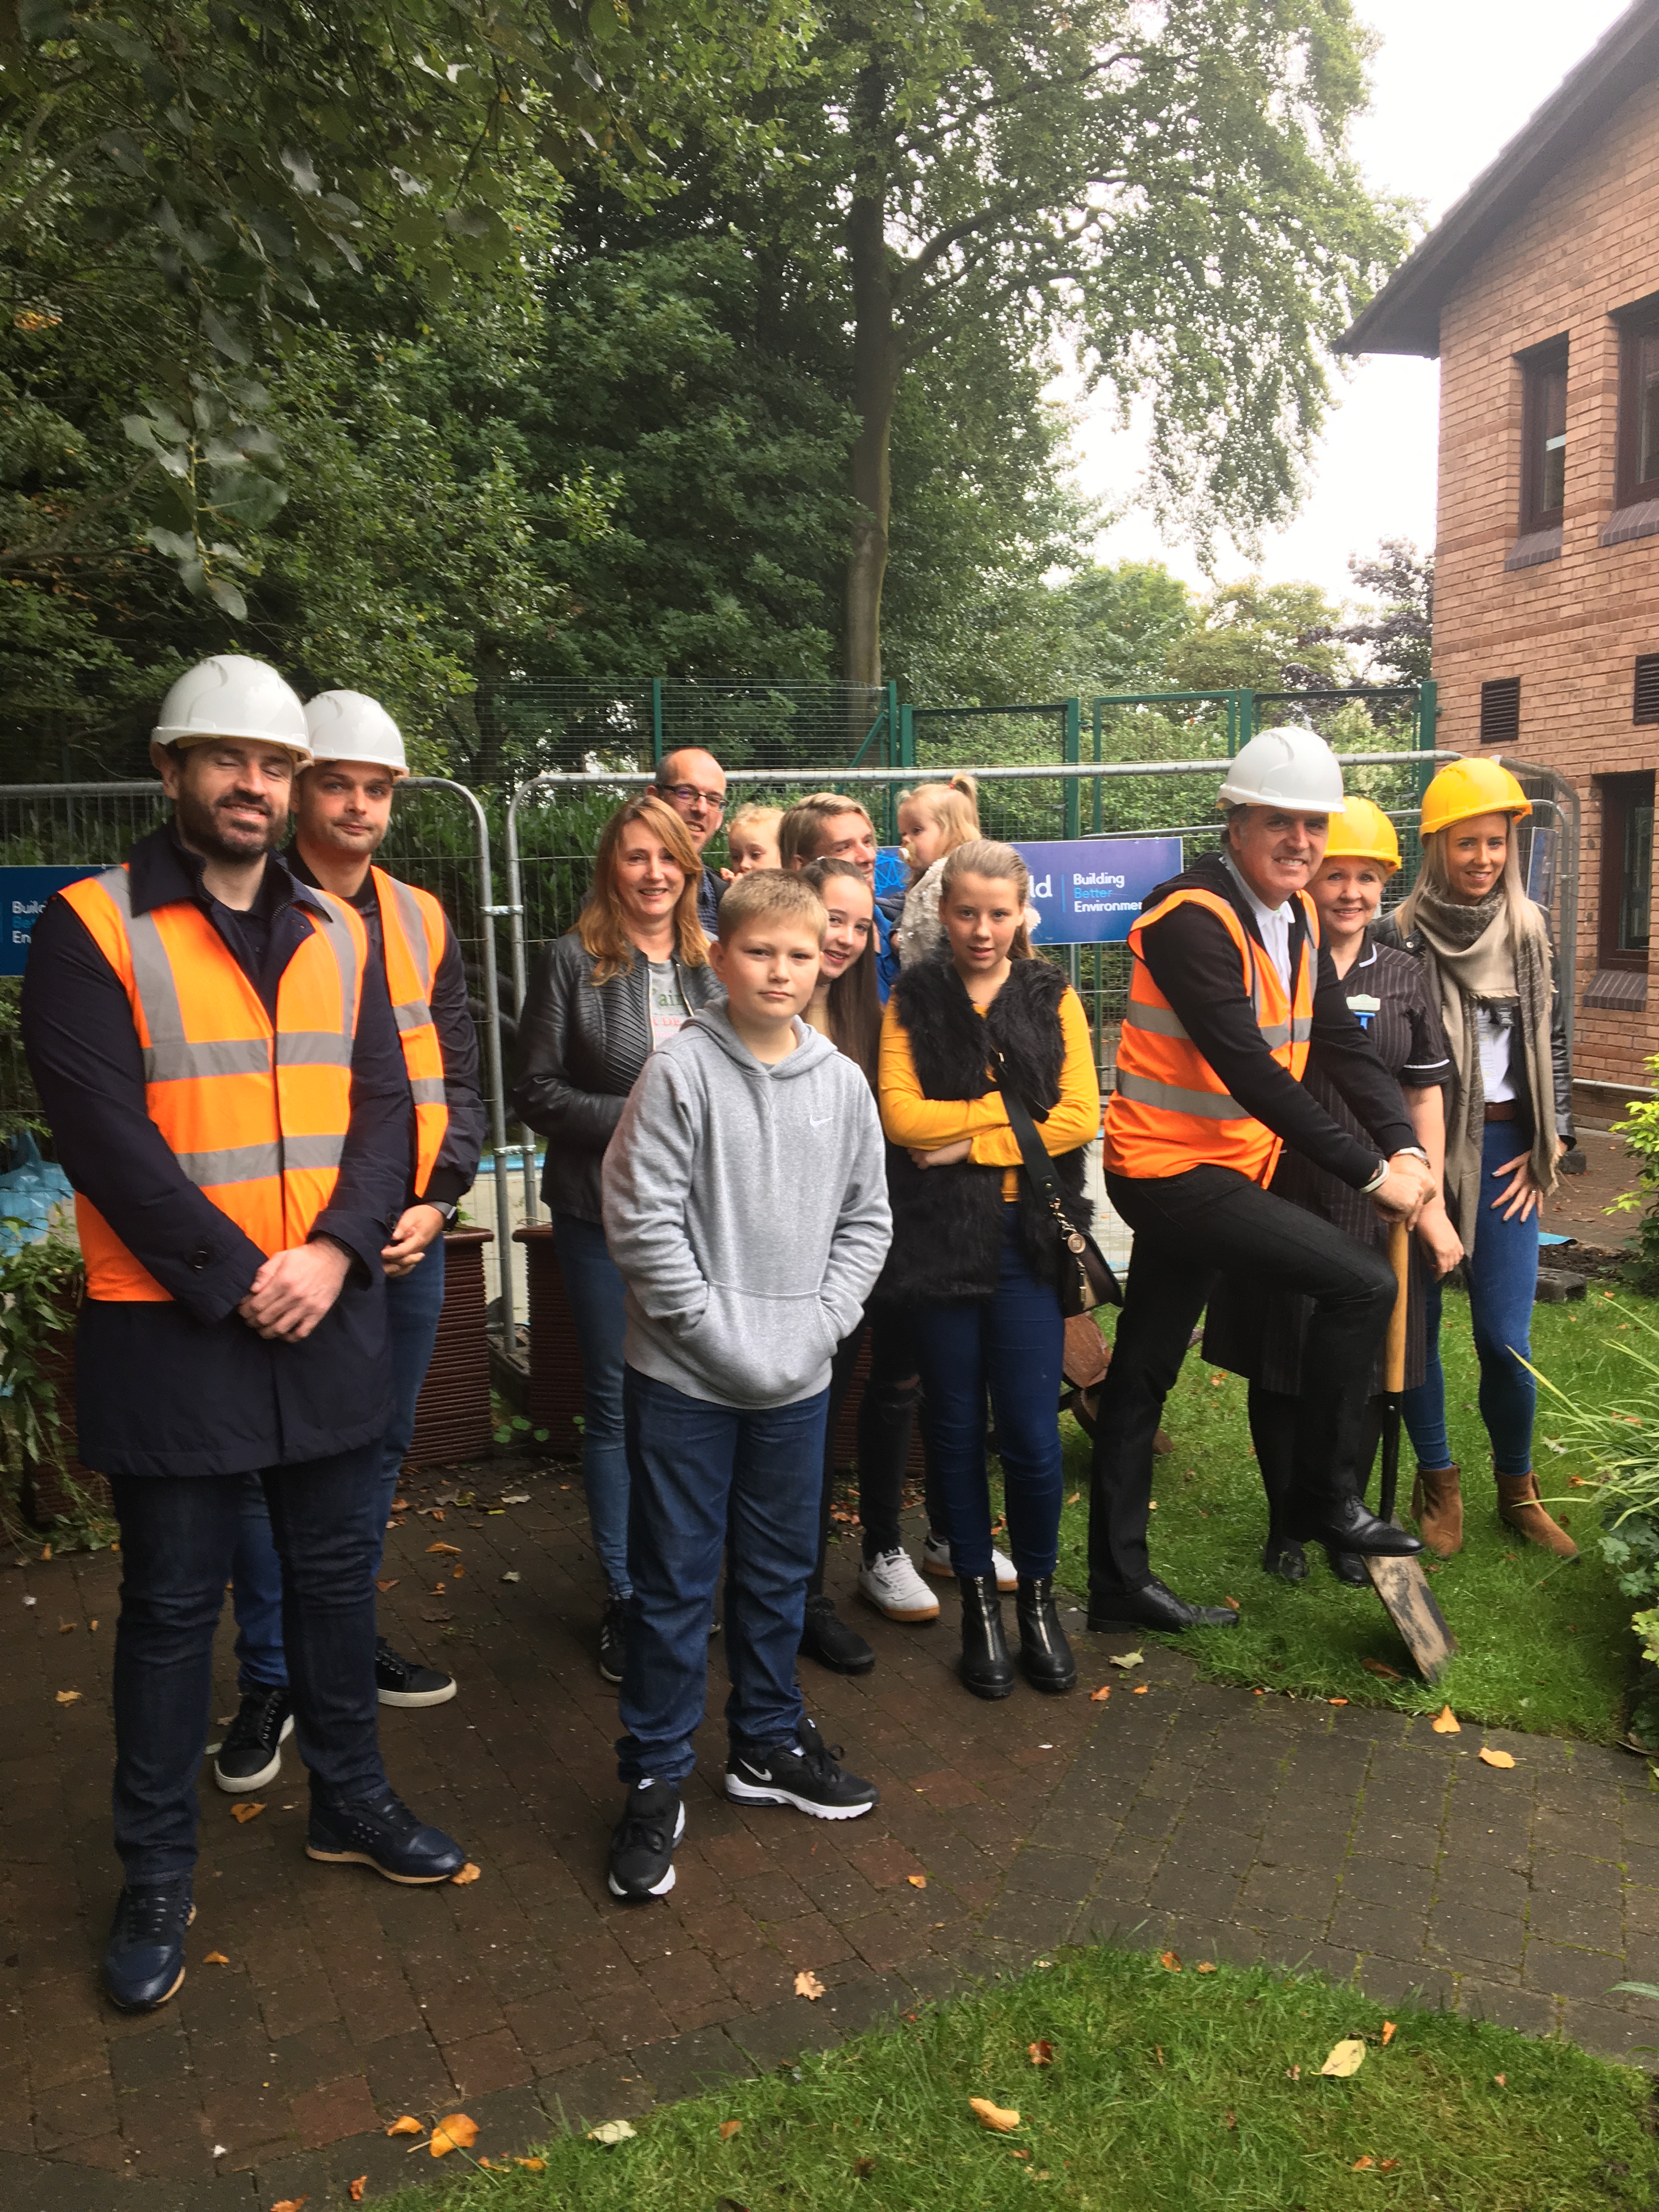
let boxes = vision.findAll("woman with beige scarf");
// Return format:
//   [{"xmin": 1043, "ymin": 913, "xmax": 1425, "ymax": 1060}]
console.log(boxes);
[{"xmin": 1373, "ymin": 758, "xmax": 1576, "ymax": 1559}]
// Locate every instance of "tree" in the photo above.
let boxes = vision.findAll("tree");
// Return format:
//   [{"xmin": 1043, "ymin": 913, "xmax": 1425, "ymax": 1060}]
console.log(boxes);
[
  {"xmin": 733, "ymin": 0, "xmax": 1407, "ymax": 686},
  {"xmin": 1336, "ymin": 538, "xmax": 1434, "ymax": 687},
  {"xmin": 1163, "ymin": 578, "xmax": 1351, "ymax": 697}
]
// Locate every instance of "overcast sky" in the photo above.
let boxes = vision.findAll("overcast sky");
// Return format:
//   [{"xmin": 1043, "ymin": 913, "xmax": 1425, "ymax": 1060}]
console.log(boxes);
[{"xmin": 1070, "ymin": 0, "xmax": 1634, "ymax": 603}]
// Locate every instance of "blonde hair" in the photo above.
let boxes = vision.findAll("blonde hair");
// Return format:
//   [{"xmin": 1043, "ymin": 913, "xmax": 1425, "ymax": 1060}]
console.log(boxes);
[
  {"xmin": 575, "ymin": 795, "xmax": 708, "ymax": 984},
  {"xmin": 940, "ymin": 839, "xmax": 1034, "ymax": 961},
  {"xmin": 727, "ymin": 802, "xmax": 782, "ymax": 844},
  {"xmin": 899, "ymin": 773, "xmax": 980, "ymax": 862},
  {"xmin": 778, "ymin": 791, "xmax": 874, "ymax": 869},
  {"xmin": 1396, "ymin": 821, "xmax": 1542, "ymax": 958},
  {"xmin": 715, "ymin": 867, "xmax": 827, "ymax": 941}
]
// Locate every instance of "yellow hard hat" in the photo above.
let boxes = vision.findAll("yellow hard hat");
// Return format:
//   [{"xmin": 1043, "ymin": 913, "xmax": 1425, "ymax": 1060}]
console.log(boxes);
[
  {"xmin": 1320, "ymin": 795, "xmax": 1401, "ymax": 874},
  {"xmin": 1419, "ymin": 758, "xmax": 1531, "ymax": 838}
]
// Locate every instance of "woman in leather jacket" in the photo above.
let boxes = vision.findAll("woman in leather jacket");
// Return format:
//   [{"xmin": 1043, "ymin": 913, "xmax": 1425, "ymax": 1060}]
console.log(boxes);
[
  {"xmin": 1373, "ymin": 761, "xmax": 1576, "ymax": 1560},
  {"xmin": 512, "ymin": 796, "xmax": 723, "ymax": 1680}
]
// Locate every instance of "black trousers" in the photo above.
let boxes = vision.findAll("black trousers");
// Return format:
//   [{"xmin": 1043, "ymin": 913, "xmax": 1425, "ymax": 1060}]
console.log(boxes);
[
  {"xmin": 809, "ymin": 1302, "xmax": 940, "ymax": 1594},
  {"xmin": 1087, "ymin": 1165, "xmax": 1396, "ymax": 1598},
  {"xmin": 1250, "ymin": 1387, "xmax": 1384, "ymax": 1534}
]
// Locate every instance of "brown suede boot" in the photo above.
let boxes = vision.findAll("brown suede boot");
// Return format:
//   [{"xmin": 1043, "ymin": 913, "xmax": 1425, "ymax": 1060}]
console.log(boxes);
[
  {"xmin": 1496, "ymin": 1472, "xmax": 1579, "ymax": 1560},
  {"xmin": 1409, "ymin": 1462, "xmax": 1463, "ymax": 1558}
]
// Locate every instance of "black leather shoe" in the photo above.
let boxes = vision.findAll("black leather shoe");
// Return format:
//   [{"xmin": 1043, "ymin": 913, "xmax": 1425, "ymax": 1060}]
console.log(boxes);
[
  {"xmin": 1286, "ymin": 1496, "xmax": 1423, "ymax": 1558},
  {"xmin": 306, "ymin": 1788, "xmax": 467, "ymax": 1884},
  {"xmin": 1087, "ymin": 1577, "xmax": 1240, "ymax": 1633},
  {"xmin": 1329, "ymin": 1549, "xmax": 1370, "ymax": 1586},
  {"xmin": 958, "ymin": 1573, "xmax": 1015, "ymax": 1699},
  {"xmin": 799, "ymin": 1593, "xmax": 875, "ymax": 1675},
  {"xmin": 1015, "ymin": 1576, "xmax": 1076, "ymax": 1693},
  {"xmin": 103, "ymin": 1882, "xmax": 195, "ymax": 2012},
  {"xmin": 1261, "ymin": 1534, "xmax": 1307, "ymax": 1582}
]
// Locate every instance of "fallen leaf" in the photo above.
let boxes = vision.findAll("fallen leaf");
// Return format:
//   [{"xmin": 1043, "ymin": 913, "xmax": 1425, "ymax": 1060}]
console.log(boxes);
[
  {"xmin": 1329, "ymin": 1697, "xmax": 1350, "ymax": 1706},
  {"xmin": 906, "ymin": 1874, "xmax": 927, "ymax": 1889},
  {"xmin": 40, "ymin": 1542, "xmax": 50, "ymax": 1560},
  {"xmin": 204, "ymin": 1950, "xmax": 229, "ymax": 1965},
  {"xmin": 1109, "ymin": 1648, "xmax": 1145, "ymax": 1671},
  {"xmin": 1223, "ymin": 1596, "xmax": 1240, "ymax": 1610},
  {"xmin": 1155, "ymin": 2046, "xmax": 1164, "ymax": 2067},
  {"xmin": 516, "ymin": 2158, "xmax": 546, "ymax": 2172},
  {"xmin": 854, "ymin": 2155, "xmax": 877, "ymax": 2175},
  {"xmin": 1197, "ymin": 1961, "xmax": 1217, "ymax": 1974},
  {"xmin": 88, "ymin": 1618, "xmax": 98, "ymax": 1630},
  {"xmin": 588, "ymin": 2119, "xmax": 637, "ymax": 2145},
  {"xmin": 1493, "ymin": 2073, "xmax": 1506, "ymax": 2087},
  {"xmin": 431, "ymin": 1581, "xmax": 445, "ymax": 1595},
  {"xmin": 270, "ymin": 2198, "xmax": 307, "ymax": 2212},
  {"xmin": 430, "ymin": 2112, "xmax": 478, "ymax": 2158},
  {"xmin": 1478, "ymin": 1747, "xmax": 1516, "ymax": 1770},
  {"xmin": 375, "ymin": 1579, "xmax": 399, "ymax": 1593},
  {"xmin": 1380, "ymin": 2158, "xmax": 1399, "ymax": 2171},
  {"xmin": 386, "ymin": 2115, "xmax": 423, "ymax": 2136},
  {"xmin": 231, "ymin": 1802, "xmax": 265, "ymax": 1824},
  {"xmin": 453, "ymin": 1567, "xmax": 465, "ymax": 1578},
  {"xmin": 1132, "ymin": 1684, "xmax": 1149, "ymax": 1694},
  {"xmin": 1029, "ymin": 2040, "xmax": 1054, "ymax": 2065},
  {"xmin": 1321, "ymin": 2039, "xmax": 1366, "ymax": 2078},
  {"xmin": 1431, "ymin": 1706, "xmax": 1460, "ymax": 1734},
  {"xmin": 349, "ymin": 2180, "xmax": 367, "ymax": 2204},
  {"xmin": 1159, "ymin": 1950, "xmax": 1182, "ymax": 1972},
  {"xmin": 1361, "ymin": 1658, "xmax": 1402, "ymax": 1681},
  {"xmin": 1223, "ymin": 2110, "xmax": 1236, "ymax": 2130},
  {"xmin": 1009, "ymin": 2146, "xmax": 1031, "ymax": 2160},
  {"xmin": 428, "ymin": 1508, "xmax": 445, "ymax": 1521},
  {"xmin": 720, "ymin": 2119, "xmax": 742, "ymax": 2139},
  {"xmin": 501, "ymin": 1570, "xmax": 521, "ymax": 1583},
  {"xmin": 969, "ymin": 2097, "xmax": 1019, "ymax": 2132},
  {"xmin": 1381, "ymin": 2021, "xmax": 1397, "ymax": 2046},
  {"xmin": 420, "ymin": 1607, "xmax": 453, "ymax": 1624},
  {"xmin": 1352, "ymin": 2155, "xmax": 1375, "ymax": 2170},
  {"xmin": 426, "ymin": 1541, "xmax": 461, "ymax": 1556},
  {"xmin": 58, "ymin": 1620, "xmax": 74, "ymax": 1633},
  {"xmin": 794, "ymin": 1970, "xmax": 826, "ymax": 2000},
  {"xmin": 1286, "ymin": 2064, "xmax": 1300, "ymax": 2080},
  {"xmin": 54, "ymin": 1689, "xmax": 80, "ymax": 1705},
  {"xmin": 1067, "ymin": 1492, "xmax": 1080, "ymax": 1505},
  {"xmin": 1090, "ymin": 1684, "xmax": 1111, "ymax": 1702},
  {"xmin": 452, "ymin": 1862, "xmax": 482, "ymax": 1886}
]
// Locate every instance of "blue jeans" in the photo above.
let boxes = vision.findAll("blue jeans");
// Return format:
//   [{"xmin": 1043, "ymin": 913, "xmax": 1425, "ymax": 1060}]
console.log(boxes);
[
  {"xmin": 109, "ymin": 1447, "xmax": 387, "ymax": 1883},
  {"xmin": 1402, "ymin": 1121, "xmax": 1541, "ymax": 1477},
  {"xmin": 230, "ymin": 1240, "xmax": 450, "ymax": 1685},
  {"xmin": 617, "ymin": 1367, "xmax": 827, "ymax": 1787},
  {"xmin": 908, "ymin": 1205, "xmax": 1066, "ymax": 1580},
  {"xmin": 553, "ymin": 1211, "xmax": 631, "ymax": 1599}
]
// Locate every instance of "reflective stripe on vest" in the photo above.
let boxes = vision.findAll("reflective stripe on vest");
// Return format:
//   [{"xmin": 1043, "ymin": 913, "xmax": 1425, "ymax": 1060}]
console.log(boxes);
[
  {"xmin": 1102, "ymin": 884, "xmax": 1318, "ymax": 1188},
  {"xmin": 58, "ymin": 865, "xmax": 366, "ymax": 1300},
  {"xmin": 372, "ymin": 867, "xmax": 451, "ymax": 1198}
]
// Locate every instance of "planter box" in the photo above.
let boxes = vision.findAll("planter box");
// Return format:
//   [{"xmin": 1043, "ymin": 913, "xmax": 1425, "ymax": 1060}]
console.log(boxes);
[
  {"xmin": 404, "ymin": 1229, "xmax": 496, "ymax": 1471},
  {"xmin": 515, "ymin": 1224, "xmax": 584, "ymax": 1457}
]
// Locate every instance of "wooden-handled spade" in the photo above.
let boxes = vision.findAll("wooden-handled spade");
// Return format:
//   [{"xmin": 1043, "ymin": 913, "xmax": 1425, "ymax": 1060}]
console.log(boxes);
[{"xmin": 1364, "ymin": 1219, "xmax": 1459, "ymax": 1683}]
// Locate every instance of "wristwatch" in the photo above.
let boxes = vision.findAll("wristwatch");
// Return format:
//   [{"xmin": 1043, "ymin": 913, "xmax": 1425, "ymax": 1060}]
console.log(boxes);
[{"xmin": 431, "ymin": 1201, "xmax": 459, "ymax": 1227}]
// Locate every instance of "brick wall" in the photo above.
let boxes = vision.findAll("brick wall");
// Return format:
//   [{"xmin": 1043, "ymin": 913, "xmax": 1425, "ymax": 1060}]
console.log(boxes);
[{"xmin": 1433, "ymin": 72, "xmax": 1659, "ymax": 1092}]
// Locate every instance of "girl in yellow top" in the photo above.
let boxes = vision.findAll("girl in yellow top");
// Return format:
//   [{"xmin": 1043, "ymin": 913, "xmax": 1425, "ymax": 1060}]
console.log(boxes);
[{"xmin": 878, "ymin": 840, "xmax": 1101, "ymax": 1702}]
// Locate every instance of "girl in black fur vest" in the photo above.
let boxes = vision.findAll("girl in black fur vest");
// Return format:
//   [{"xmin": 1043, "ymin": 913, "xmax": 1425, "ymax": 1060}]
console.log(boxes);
[{"xmin": 878, "ymin": 840, "xmax": 1101, "ymax": 1699}]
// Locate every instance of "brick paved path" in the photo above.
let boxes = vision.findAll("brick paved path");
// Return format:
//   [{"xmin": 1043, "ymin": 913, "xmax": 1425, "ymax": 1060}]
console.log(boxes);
[{"xmin": 4, "ymin": 1463, "xmax": 1659, "ymax": 2208}]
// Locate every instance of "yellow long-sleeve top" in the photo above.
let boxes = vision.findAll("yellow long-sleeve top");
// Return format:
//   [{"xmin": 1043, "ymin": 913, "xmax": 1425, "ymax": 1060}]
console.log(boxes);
[{"xmin": 878, "ymin": 981, "xmax": 1102, "ymax": 1198}]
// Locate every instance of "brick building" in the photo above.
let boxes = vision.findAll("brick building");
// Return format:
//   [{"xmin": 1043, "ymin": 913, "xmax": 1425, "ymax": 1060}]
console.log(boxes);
[{"xmin": 1339, "ymin": 0, "xmax": 1659, "ymax": 1110}]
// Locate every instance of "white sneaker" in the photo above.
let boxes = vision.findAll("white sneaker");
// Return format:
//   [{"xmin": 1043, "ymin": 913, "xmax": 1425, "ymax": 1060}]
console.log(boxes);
[
  {"xmin": 921, "ymin": 1533, "xmax": 1017, "ymax": 1593},
  {"xmin": 857, "ymin": 1547, "xmax": 941, "ymax": 1622}
]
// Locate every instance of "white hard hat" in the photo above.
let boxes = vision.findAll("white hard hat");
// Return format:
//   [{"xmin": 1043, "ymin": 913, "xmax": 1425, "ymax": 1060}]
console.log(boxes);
[
  {"xmin": 152, "ymin": 654, "xmax": 311, "ymax": 756},
  {"xmin": 302, "ymin": 690, "xmax": 408, "ymax": 777},
  {"xmin": 1216, "ymin": 725, "xmax": 1346, "ymax": 815}
]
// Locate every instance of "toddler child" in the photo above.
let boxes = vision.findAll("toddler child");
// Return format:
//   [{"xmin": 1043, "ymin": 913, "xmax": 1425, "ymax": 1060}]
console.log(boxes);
[
  {"xmin": 723, "ymin": 802, "xmax": 783, "ymax": 876},
  {"xmin": 894, "ymin": 773, "xmax": 980, "ymax": 966}
]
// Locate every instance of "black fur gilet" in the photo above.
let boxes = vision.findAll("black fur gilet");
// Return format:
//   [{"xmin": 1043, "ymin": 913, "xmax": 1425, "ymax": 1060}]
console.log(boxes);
[{"xmin": 880, "ymin": 956, "xmax": 1092, "ymax": 1304}]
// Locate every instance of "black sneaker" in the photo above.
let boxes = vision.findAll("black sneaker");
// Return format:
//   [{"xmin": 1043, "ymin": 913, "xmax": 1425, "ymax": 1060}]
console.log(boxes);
[
  {"xmin": 725, "ymin": 1716, "xmax": 878, "ymax": 1821},
  {"xmin": 103, "ymin": 1882, "xmax": 195, "ymax": 2012},
  {"xmin": 212, "ymin": 1685, "xmax": 294, "ymax": 1795},
  {"xmin": 798, "ymin": 1593, "xmax": 875, "ymax": 1675},
  {"xmin": 607, "ymin": 1778, "xmax": 685, "ymax": 1901},
  {"xmin": 306, "ymin": 1787, "xmax": 467, "ymax": 1883},
  {"xmin": 599, "ymin": 1597, "xmax": 626, "ymax": 1686},
  {"xmin": 375, "ymin": 1636, "xmax": 456, "ymax": 1708}
]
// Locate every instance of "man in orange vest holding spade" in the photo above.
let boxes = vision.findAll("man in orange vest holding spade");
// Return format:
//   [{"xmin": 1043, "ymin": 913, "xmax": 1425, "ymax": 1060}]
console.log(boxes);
[
  {"xmin": 1088, "ymin": 728, "xmax": 1435, "ymax": 1635},
  {"xmin": 21, "ymin": 654, "xmax": 469, "ymax": 2016}
]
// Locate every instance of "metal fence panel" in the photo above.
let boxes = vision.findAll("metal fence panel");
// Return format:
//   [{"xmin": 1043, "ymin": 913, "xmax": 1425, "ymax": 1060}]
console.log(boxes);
[{"xmin": 480, "ymin": 679, "xmax": 895, "ymax": 778}]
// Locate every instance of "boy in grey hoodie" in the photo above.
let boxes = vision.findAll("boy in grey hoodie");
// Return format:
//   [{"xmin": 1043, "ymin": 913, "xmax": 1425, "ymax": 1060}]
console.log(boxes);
[{"xmin": 601, "ymin": 870, "xmax": 891, "ymax": 1901}]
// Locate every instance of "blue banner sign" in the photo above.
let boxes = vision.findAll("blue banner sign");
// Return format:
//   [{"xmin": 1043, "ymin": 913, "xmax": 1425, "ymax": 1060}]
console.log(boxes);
[
  {"xmin": 1015, "ymin": 838, "xmax": 1184, "ymax": 946},
  {"xmin": 0, "ymin": 867, "xmax": 98, "ymax": 975}
]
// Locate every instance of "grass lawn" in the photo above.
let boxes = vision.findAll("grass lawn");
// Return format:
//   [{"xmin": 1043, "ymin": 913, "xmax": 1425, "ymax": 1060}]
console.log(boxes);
[
  {"xmin": 1052, "ymin": 1286, "xmax": 1645, "ymax": 1743},
  {"xmin": 385, "ymin": 1945, "xmax": 1659, "ymax": 2212}
]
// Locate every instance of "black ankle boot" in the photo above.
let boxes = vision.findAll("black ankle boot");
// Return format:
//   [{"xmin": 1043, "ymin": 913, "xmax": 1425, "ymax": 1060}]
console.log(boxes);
[
  {"xmin": 957, "ymin": 1574, "xmax": 1014, "ymax": 1700},
  {"xmin": 1261, "ymin": 1530, "xmax": 1307, "ymax": 1581},
  {"xmin": 1015, "ymin": 1576, "xmax": 1076, "ymax": 1694}
]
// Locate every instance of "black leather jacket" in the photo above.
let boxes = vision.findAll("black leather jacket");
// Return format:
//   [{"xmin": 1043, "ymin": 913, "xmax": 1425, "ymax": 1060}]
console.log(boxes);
[
  {"xmin": 511, "ymin": 934, "xmax": 724, "ymax": 1221},
  {"xmin": 1372, "ymin": 913, "xmax": 1574, "ymax": 1148}
]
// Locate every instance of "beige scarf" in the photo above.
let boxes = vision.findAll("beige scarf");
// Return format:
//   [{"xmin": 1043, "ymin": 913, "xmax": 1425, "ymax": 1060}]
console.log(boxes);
[{"xmin": 1399, "ymin": 854, "xmax": 1556, "ymax": 1255}]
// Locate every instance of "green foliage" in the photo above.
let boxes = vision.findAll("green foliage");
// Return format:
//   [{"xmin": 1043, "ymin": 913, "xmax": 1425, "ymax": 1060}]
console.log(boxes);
[
  {"xmin": 0, "ymin": 1228, "xmax": 86, "ymax": 1545},
  {"xmin": 1164, "ymin": 579, "xmax": 1351, "ymax": 696},
  {"xmin": 1609, "ymin": 1067, "xmax": 1659, "ymax": 1294}
]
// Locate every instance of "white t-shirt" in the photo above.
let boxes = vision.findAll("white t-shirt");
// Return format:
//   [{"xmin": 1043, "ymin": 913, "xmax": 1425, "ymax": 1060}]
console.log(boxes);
[
  {"xmin": 647, "ymin": 961, "xmax": 687, "ymax": 1053},
  {"xmin": 1476, "ymin": 1004, "xmax": 1515, "ymax": 1103}
]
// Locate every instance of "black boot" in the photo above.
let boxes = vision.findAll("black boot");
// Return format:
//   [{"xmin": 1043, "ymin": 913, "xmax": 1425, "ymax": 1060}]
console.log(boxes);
[
  {"xmin": 1260, "ymin": 1531, "xmax": 1307, "ymax": 1581},
  {"xmin": 1015, "ymin": 1576, "xmax": 1076, "ymax": 1694},
  {"xmin": 957, "ymin": 1574, "xmax": 1014, "ymax": 1700},
  {"xmin": 1285, "ymin": 1492, "xmax": 1422, "ymax": 1557}
]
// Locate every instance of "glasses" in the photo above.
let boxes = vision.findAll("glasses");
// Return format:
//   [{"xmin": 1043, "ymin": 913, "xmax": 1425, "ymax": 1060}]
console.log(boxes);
[{"xmin": 658, "ymin": 782, "xmax": 725, "ymax": 813}]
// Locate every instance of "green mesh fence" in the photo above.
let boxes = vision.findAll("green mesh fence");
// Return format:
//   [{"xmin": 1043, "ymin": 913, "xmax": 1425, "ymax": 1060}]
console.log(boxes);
[{"xmin": 483, "ymin": 680, "xmax": 893, "ymax": 777}]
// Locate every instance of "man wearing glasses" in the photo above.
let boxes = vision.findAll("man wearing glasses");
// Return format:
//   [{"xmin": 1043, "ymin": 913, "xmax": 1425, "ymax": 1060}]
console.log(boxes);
[{"xmin": 653, "ymin": 749, "xmax": 729, "ymax": 936}]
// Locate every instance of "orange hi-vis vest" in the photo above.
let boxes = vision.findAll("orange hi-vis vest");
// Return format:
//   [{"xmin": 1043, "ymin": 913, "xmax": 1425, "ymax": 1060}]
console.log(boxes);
[
  {"xmin": 371, "ymin": 867, "xmax": 450, "ymax": 1200},
  {"xmin": 58, "ymin": 866, "xmax": 368, "ymax": 1301},
  {"xmin": 1102, "ymin": 884, "xmax": 1318, "ymax": 1188}
]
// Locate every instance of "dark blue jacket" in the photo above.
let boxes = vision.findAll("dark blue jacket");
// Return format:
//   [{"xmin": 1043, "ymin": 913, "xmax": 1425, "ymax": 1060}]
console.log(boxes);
[{"xmin": 21, "ymin": 827, "xmax": 410, "ymax": 1478}]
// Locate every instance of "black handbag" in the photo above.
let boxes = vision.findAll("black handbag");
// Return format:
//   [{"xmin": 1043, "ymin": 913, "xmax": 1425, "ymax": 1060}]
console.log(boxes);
[{"xmin": 990, "ymin": 1056, "xmax": 1120, "ymax": 1318}]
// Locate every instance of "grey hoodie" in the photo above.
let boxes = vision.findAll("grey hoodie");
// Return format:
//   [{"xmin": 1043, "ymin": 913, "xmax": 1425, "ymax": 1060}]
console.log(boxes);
[{"xmin": 601, "ymin": 1003, "xmax": 891, "ymax": 1408}]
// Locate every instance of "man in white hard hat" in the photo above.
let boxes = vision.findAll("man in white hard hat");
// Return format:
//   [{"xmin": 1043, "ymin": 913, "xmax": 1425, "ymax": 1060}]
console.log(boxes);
[
  {"xmin": 20, "ymin": 653, "xmax": 467, "ymax": 2016},
  {"xmin": 1086, "ymin": 727, "xmax": 1437, "ymax": 1634},
  {"xmin": 210, "ymin": 690, "xmax": 486, "ymax": 1792}
]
